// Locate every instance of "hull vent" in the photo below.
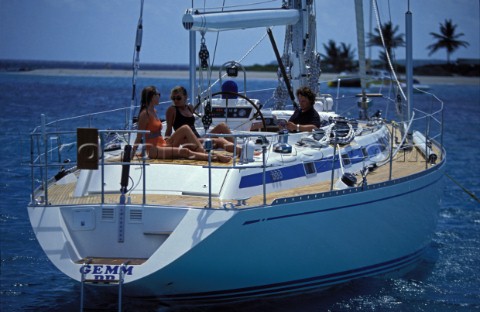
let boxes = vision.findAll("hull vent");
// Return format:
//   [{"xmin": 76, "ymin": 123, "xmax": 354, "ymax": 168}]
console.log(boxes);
[
  {"xmin": 129, "ymin": 208, "xmax": 143, "ymax": 223},
  {"xmin": 101, "ymin": 207, "xmax": 115, "ymax": 221}
]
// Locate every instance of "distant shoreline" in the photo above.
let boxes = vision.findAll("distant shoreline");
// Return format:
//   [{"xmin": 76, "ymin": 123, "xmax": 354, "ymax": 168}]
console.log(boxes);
[{"xmin": 5, "ymin": 68, "xmax": 480, "ymax": 85}]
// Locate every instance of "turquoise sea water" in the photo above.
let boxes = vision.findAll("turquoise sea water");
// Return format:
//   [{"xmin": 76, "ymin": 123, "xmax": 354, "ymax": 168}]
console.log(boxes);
[{"xmin": 0, "ymin": 72, "xmax": 479, "ymax": 311}]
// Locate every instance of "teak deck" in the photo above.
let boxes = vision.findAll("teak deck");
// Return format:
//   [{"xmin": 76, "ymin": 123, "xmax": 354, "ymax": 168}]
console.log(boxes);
[{"xmin": 44, "ymin": 146, "xmax": 440, "ymax": 209}]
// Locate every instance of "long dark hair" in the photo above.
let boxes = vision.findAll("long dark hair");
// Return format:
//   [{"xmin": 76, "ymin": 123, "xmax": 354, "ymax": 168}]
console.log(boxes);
[{"xmin": 138, "ymin": 86, "xmax": 158, "ymax": 117}]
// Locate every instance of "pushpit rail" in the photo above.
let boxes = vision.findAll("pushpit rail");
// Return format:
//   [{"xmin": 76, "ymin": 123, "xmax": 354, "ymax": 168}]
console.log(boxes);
[
  {"xmin": 28, "ymin": 113, "xmax": 273, "ymax": 208},
  {"xmin": 28, "ymin": 90, "xmax": 445, "ymax": 210}
]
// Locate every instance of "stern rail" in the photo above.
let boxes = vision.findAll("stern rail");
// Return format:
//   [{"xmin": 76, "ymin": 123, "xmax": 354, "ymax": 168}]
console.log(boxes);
[{"xmin": 27, "ymin": 91, "xmax": 445, "ymax": 210}]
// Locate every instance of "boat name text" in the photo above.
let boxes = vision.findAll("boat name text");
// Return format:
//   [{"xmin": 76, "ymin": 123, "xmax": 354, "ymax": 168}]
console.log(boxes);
[{"xmin": 80, "ymin": 265, "xmax": 134, "ymax": 280}]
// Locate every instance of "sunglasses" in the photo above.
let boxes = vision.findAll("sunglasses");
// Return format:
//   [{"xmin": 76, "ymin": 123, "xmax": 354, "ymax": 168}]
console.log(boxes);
[{"xmin": 171, "ymin": 96, "xmax": 182, "ymax": 101}]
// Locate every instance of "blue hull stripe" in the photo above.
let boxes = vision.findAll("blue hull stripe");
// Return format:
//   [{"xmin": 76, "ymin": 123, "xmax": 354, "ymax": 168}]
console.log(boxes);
[
  {"xmin": 239, "ymin": 144, "xmax": 382, "ymax": 189},
  {"xmin": 154, "ymin": 248, "xmax": 425, "ymax": 303}
]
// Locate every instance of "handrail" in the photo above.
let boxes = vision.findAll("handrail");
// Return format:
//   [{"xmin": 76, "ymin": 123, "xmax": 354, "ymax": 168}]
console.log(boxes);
[
  {"xmin": 29, "ymin": 127, "xmax": 150, "ymax": 206},
  {"xmin": 202, "ymin": 132, "xmax": 270, "ymax": 207},
  {"xmin": 28, "ymin": 124, "xmax": 273, "ymax": 208},
  {"xmin": 28, "ymin": 89, "xmax": 444, "ymax": 209},
  {"xmin": 118, "ymin": 261, "xmax": 130, "ymax": 312},
  {"xmin": 80, "ymin": 258, "xmax": 92, "ymax": 312}
]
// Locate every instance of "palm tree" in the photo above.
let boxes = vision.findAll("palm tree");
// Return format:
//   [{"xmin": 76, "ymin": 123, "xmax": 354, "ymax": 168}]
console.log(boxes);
[
  {"xmin": 339, "ymin": 42, "xmax": 356, "ymax": 71},
  {"xmin": 427, "ymin": 19, "xmax": 469, "ymax": 64},
  {"xmin": 321, "ymin": 40, "xmax": 356, "ymax": 72},
  {"xmin": 367, "ymin": 21, "xmax": 405, "ymax": 66}
]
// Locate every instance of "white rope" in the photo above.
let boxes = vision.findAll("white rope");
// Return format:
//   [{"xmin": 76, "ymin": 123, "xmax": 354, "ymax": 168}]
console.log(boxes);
[{"xmin": 333, "ymin": 123, "xmax": 355, "ymax": 145}]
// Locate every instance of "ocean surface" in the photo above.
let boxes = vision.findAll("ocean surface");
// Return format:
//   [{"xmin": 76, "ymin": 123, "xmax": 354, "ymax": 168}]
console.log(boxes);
[{"xmin": 0, "ymin": 72, "xmax": 479, "ymax": 311}]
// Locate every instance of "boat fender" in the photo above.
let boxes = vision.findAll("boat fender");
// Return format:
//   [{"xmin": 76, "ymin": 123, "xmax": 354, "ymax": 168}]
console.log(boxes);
[{"xmin": 412, "ymin": 131, "xmax": 437, "ymax": 164}]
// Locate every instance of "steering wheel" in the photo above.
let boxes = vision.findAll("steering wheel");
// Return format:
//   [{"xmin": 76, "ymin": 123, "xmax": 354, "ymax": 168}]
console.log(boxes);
[{"xmin": 193, "ymin": 91, "xmax": 267, "ymax": 132}]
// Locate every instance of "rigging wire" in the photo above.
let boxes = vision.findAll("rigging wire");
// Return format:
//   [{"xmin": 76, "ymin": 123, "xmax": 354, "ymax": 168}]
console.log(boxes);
[
  {"xmin": 196, "ymin": 0, "xmax": 273, "ymax": 98},
  {"xmin": 371, "ymin": 0, "xmax": 406, "ymax": 101},
  {"xmin": 197, "ymin": 28, "xmax": 269, "ymax": 98},
  {"xmin": 128, "ymin": 0, "xmax": 144, "ymax": 136}
]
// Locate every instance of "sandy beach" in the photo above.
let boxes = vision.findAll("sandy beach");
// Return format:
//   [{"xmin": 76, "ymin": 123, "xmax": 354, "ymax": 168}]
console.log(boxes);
[{"xmin": 9, "ymin": 68, "xmax": 480, "ymax": 85}]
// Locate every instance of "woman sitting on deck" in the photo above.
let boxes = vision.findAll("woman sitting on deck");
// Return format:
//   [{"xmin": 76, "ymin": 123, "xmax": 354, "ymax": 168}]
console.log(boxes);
[
  {"xmin": 165, "ymin": 85, "xmax": 241, "ymax": 155},
  {"xmin": 132, "ymin": 86, "xmax": 231, "ymax": 163}
]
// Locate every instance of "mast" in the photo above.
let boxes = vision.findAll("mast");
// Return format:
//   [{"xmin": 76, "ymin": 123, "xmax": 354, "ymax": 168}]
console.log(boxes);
[
  {"xmin": 405, "ymin": 1, "xmax": 413, "ymax": 121},
  {"xmin": 286, "ymin": 0, "xmax": 321, "ymax": 95},
  {"xmin": 354, "ymin": 0, "xmax": 369, "ymax": 119},
  {"xmin": 275, "ymin": 0, "xmax": 321, "ymax": 107},
  {"xmin": 354, "ymin": 0, "xmax": 367, "ymax": 92}
]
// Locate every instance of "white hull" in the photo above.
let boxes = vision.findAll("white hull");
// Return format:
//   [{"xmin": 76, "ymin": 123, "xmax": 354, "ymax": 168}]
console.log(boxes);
[
  {"xmin": 27, "ymin": 156, "xmax": 445, "ymax": 303},
  {"xmin": 26, "ymin": 0, "xmax": 447, "ymax": 306}
]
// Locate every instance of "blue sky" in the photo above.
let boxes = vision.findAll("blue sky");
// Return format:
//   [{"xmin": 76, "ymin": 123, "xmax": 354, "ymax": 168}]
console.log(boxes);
[{"xmin": 0, "ymin": 0, "xmax": 478, "ymax": 66}]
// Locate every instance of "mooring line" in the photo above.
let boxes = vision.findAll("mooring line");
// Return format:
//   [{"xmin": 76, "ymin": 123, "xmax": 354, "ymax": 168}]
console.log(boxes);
[{"xmin": 445, "ymin": 173, "xmax": 480, "ymax": 203}]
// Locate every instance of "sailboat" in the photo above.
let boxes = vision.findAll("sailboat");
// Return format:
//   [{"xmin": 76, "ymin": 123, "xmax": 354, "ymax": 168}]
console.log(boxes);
[{"xmin": 27, "ymin": 0, "xmax": 446, "ymax": 307}]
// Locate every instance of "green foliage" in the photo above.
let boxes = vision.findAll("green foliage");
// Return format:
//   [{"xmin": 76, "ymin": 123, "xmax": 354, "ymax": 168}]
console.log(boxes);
[
  {"xmin": 427, "ymin": 19, "xmax": 470, "ymax": 64},
  {"xmin": 320, "ymin": 40, "xmax": 356, "ymax": 72},
  {"xmin": 367, "ymin": 21, "xmax": 405, "ymax": 66},
  {"xmin": 244, "ymin": 64, "xmax": 277, "ymax": 72}
]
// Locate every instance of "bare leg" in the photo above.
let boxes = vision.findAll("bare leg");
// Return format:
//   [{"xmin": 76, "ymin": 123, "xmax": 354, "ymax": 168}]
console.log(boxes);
[
  {"xmin": 210, "ymin": 153, "xmax": 232, "ymax": 163},
  {"xmin": 166, "ymin": 125, "xmax": 205, "ymax": 152},
  {"xmin": 149, "ymin": 146, "xmax": 231, "ymax": 163},
  {"xmin": 178, "ymin": 148, "xmax": 231, "ymax": 163},
  {"xmin": 209, "ymin": 122, "xmax": 234, "ymax": 143},
  {"xmin": 214, "ymin": 138, "xmax": 242, "ymax": 156},
  {"xmin": 148, "ymin": 146, "xmax": 183, "ymax": 160}
]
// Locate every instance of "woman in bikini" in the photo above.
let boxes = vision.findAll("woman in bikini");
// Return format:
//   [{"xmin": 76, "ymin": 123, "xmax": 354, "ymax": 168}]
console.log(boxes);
[
  {"xmin": 165, "ymin": 86, "xmax": 240, "ymax": 155},
  {"xmin": 132, "ymin": 86, "xmax": 231, "ymax": 163}
]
